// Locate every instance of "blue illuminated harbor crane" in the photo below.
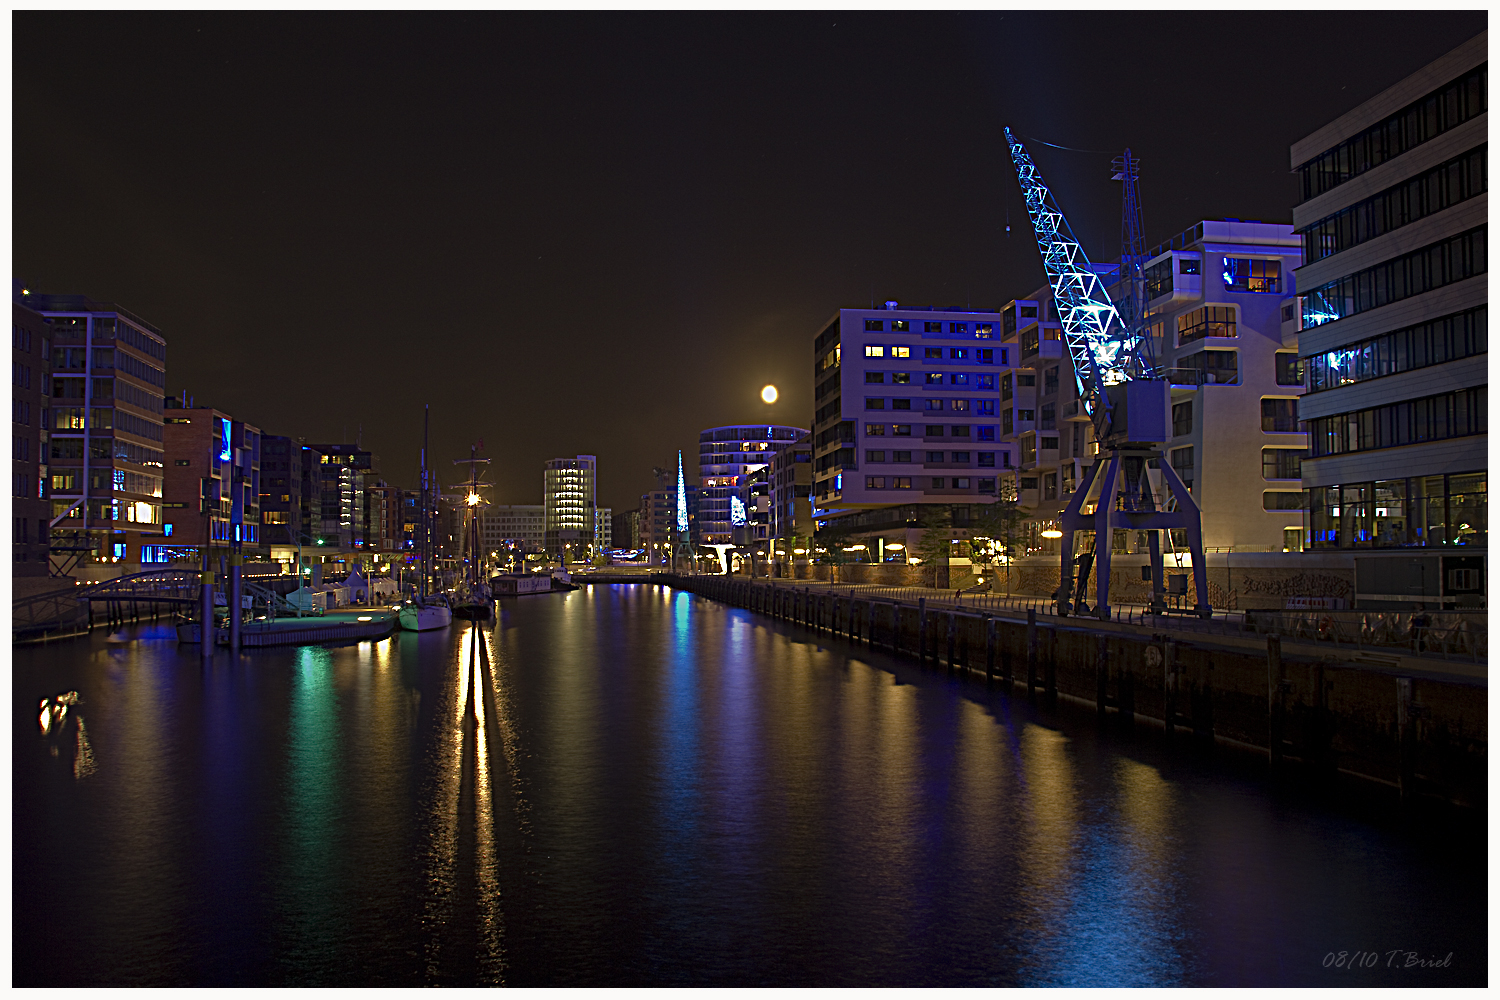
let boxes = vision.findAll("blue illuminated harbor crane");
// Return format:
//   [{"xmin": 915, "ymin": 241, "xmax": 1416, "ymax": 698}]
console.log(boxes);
[{"xmin": 1004, "ymin": 128, "xmax": 1210, "ymax": 619}]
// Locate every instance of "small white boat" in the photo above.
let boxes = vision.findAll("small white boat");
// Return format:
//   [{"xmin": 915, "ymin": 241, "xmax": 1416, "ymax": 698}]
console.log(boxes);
[{"xmin": 399, "ymin": 594, "xmax": 453, "ymax": 632}]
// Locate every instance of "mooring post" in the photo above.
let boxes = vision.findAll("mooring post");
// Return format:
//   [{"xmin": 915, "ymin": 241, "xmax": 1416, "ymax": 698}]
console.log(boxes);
[
  {"xmin": 1096, "ymin": 634, "xmax": 1109, "ymax": 720},
  {"xmin": 1397, "ymin": 676, "xmax": 1416, "ymax": 803},
  {"xmin": 1026, "ymin": 608, "xmax": 1038, "ymax": 698},
  {"xmin": 1164, "ymin": 640, "xmax": 1178, "ymax": 740},
  {"xmin": 917, "ymin": 598, "xmax": 927, "ymax": 664},
  {"xmin": 1268, "ymin": 634, "xmax": 1285, "ymax": 772},
  {"xmin": 1044, "ymin": 626, "xmax": 1057, "ymax": 706},
  {"xmin": 985, "ymin": 616, "xmax": 996, "ymax": 682}
]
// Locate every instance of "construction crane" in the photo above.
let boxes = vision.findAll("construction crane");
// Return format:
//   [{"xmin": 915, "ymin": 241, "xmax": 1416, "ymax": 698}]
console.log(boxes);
[{"xmin": 1004, "ymin": 128, "xmax": 1210, "ymax": 620}]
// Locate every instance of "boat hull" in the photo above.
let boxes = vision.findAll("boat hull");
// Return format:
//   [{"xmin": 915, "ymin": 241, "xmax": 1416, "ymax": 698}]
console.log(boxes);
[
  {"xmin": 452, "ymin": 603, "xmax": 491, "ymax": 621},
  {"xmin": 399, "ymin": 605, "xmax": 453, "ymax": 631}
]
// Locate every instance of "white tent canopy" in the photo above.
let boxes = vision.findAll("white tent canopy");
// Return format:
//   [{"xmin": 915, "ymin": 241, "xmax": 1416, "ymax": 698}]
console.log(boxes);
[
  {"xmin": 287, "ymin": 587, "xmax": 329, "ymax": 612},
  {"xmin": 343, "ymin": 570, "xmax": 369, "ymax": 603}
]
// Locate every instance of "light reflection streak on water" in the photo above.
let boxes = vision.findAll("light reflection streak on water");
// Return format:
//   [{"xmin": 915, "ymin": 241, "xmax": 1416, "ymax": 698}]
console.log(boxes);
[
  {"xmin": 422, "ymin": 630, "xmax": 469, "ymax": 978},
  {"xmin": 469, "ymin": 623, "xmax": 504, "ymax": 981},
  {"xmin": 657, "ymin": 591, "xmax": 701, "ymax": 885},
  {"xmin": 867, "ymin": 657, "xmax": 919, "ymax": 930},
  {"xmin": 1016, "ymin": 724, "xmax": 1077, "ymax": 981},
  {"xmin": 485, "ymin": 609, "xmax": 530, "ymax": 845},
  {"xmin": 284, "ymin": 646, "xmax": 339, "ymax": 969}
]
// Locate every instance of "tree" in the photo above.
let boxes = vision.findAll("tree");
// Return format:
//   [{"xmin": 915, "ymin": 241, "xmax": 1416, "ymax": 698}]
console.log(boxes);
[
  {"xmin": 913, "ymin": 506, "xmax": 958, "ymax": 566},
  {"xmin": 968, "ymin": 491, "xmax": 1026, "ymax": 595}
]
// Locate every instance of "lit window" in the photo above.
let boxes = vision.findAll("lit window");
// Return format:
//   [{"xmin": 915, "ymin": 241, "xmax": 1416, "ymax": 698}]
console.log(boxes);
[
  {"xmin": 1223, "ymin": 257, "xmax": 1280, "ymax": 293},
  {"xmin": 891, "ymin": 346, "xmax": 910, "ymax": 358},
  {"xmin": 865, "ymin": 345, "xmax": 885, "ymax": 357}
]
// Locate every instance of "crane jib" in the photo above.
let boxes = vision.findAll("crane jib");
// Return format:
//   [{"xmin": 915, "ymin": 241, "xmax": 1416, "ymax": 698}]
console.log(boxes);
[{"xmin": 1003, "ymin": 127, "xmax": 1146, "ymax": 419}]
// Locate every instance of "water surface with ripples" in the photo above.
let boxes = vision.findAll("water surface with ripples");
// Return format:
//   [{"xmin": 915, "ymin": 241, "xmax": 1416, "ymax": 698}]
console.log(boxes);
[{"xmin": 13, "ymin": 583, "xmax": 1485, "ymax": 986}]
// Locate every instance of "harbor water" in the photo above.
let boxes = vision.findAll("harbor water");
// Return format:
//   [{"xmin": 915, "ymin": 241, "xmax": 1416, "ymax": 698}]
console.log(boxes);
[{"xmin": 13, "ymin": 584, "xmax": 1485, "ymax": 986}]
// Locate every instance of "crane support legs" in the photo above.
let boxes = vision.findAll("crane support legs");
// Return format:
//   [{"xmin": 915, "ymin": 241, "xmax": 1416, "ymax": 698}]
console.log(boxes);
[{"xmin": 1054, "ymin": 447, "xmax": 1211, "ymax": 620}]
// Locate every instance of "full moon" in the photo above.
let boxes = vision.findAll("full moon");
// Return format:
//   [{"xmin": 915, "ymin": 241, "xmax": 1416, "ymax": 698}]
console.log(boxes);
[{"xmin": 760, "ymin": 384, "xmax": 778, "ymax": 404}]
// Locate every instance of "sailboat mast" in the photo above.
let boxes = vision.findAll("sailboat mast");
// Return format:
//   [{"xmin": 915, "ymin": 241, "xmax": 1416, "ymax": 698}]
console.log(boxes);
[{"xmin": 421, "ymin": 404, "xmax": 430, "ymax": 600}]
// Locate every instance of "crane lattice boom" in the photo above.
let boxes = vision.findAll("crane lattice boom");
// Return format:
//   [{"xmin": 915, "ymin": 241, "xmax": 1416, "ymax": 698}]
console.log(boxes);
[{"xmin": 1004, "ymin": 128, "xmax": 1142, "ymax": 417}]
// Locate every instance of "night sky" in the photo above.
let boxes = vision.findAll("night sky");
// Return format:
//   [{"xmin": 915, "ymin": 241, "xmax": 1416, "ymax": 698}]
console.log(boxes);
[{"xmin": 14, "ymin": 12, "xmax": 1486, "ymax": 513}]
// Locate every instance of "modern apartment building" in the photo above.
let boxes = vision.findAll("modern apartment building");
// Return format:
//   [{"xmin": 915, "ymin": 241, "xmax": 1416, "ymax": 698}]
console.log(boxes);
[
  {"xmin": 596, "ymin": 507, "xmax": 612, "ymax": 552},
  {"xmin": 611, "ymin": 508, "xmax": 641, "ymax": 550},
  {"xmin": 304, "ymin": 443, "xmax": 374, "ymax": 550},
  {"xmin": 1290, "ymin": 32, "xmax": 1486, "ymax": 610},
  {"xmin": 12, "ymin": 297, "xmax": 50, "ymax": 575},
  {"xmin": 809, "ymin": 304, "xmax": 1009, "ymax": 556},
  {"xmin": 260, "ymin": 433, "xmax": 304, "ymax": 560},
  {"xmin": 998, "ymin": 220, "xmax": 1308, "ymax": 553},
  {"xmin": 769, "ymin": 432, "xmax": 813, "ymax": 544},
  {"xmin": 544, "ymin": 455, "xmax": 596, "ymax": 561},
  {"xmin": 638, "ymin": 487, "xmax": 677, "ymax": 564},
  {"xmin": 482, "ymin": 503, "xmax": 546, "ymax": 555},
  {"xmin": 698, "ymin": 424, "xmax": 806, "ymax": 544},
  {"xmin": 158, "ymin": 405, "xmax": 263, "ymax": 566},
  {"xmin": 22, "ymin": 292, "xmax": 168, "ymax": 573}
]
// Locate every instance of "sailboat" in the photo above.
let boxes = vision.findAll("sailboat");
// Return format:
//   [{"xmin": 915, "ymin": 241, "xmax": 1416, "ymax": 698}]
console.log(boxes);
[
  {"xmin": 450, "ymin": 442, "xmax": 493, "ymax": 621},
  {"xmin": 400, "ymin": 405, "xmax": 454, "ymax": 633}
]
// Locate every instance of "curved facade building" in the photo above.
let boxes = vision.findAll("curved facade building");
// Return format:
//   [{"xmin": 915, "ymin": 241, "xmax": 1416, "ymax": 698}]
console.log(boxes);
[{"xmin": 697, "ymin": 425, "xmax": 806, "ymax": 544}]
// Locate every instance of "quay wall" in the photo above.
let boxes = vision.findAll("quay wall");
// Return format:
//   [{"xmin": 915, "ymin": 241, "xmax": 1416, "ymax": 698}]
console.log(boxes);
[{"xmin": 660, "ymin": 574, "xmax": 1486, "ymax": 809}]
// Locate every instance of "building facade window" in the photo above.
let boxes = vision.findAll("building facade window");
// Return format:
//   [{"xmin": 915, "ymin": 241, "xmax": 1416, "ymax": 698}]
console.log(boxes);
[
  {"xmin": 1308, "ymin": 472, "xmax": 1484, "ymax": 549},
  {"xmin": 1145, "ymin": 257, "xmax": 1173, "ymax": 300},
  {"xmin": 1275, "ymin": 353, "xmax": 1303, "ymax": 386},
  {"xmin": 1172, "ymin": 401, "xmax": 1193, "ymax": 436},
  {"xmin": 1301, "ymin": 145, "xmax": 1487, "ymax": 265},
  {"xmin": 1223, "ymin": 258, "xmax": 1281, "ymax": 294},
  {"xmin": 1297, "ymin": 65, "xmax": 1486, "ymax": 202},
  {"xmin": 1177, "ymin": 306, "xmax": 1237, "ymax": 345},
  {"xmin": 1262, "ymin": 448, "xmax": 1306, "ymax": 479},
  {"xmin": 1170, "ymin": 446, "xmax": 1194, "ymax": 489},
  {"xmin": 1263, "ymin": 492, "xmax": 1305, "ymax": 511},
  {"xmin": 1304, "ymin": 305, "xmax": 1485, "ymax": 393},
  {"xmin": 1181, "ymin": 349, "xmax": 1238, "ymax": 385},
  {"xmin": 1307, "ymin": 386, "xmax": 1486, "ymax": 457},
  {"xmin": 1301, "ymin": 226, "xmax": 1486, "ymax": 329},
  {"xmin": 1261, "ymin": 398, "xmax": 1301, "ymax": 433}
]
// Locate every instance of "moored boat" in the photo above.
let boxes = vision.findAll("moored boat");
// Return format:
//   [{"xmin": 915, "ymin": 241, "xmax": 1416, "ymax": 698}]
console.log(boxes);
[{"xmin": 399, "ymin": 594, "xmax": 454, "ymax": 631}]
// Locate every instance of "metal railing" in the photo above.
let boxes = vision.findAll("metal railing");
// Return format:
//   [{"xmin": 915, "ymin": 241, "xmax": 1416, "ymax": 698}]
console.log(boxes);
[{"xmin": 13, "ymin": 568, "xmax": 205, "ymax": 642}]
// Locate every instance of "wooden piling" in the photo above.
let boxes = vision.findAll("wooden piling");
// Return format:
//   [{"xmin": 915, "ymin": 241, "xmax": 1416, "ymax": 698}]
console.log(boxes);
[
  {"xmin": 1096, "ymin": 634, "xmax": 1108, "ymax": 720},
  {"xmin": 1397, "ymin": 676, "xmax": 1416, "ymax": 802},
  {"xmin": 1026, "ymin": 608, "xmax": 1037, "ymax": 698},
  {"xmin": 1044, "ymin": 626, "xmax": 1057, "ymax": 706},
  {"xmin": 917, "ymin": 598, "xmax": 927, "ymax": 664},
  {"xmin": 1267, "ymin": 634, "xmax": 1285, "ymax": 772},
  {"xmin": 1164, "ymin": 640, "xmax": 1178, "ymax": 741},
  {"xmin": 985, "ymin": 617, "xmax": 996, "ymax": 682}
]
